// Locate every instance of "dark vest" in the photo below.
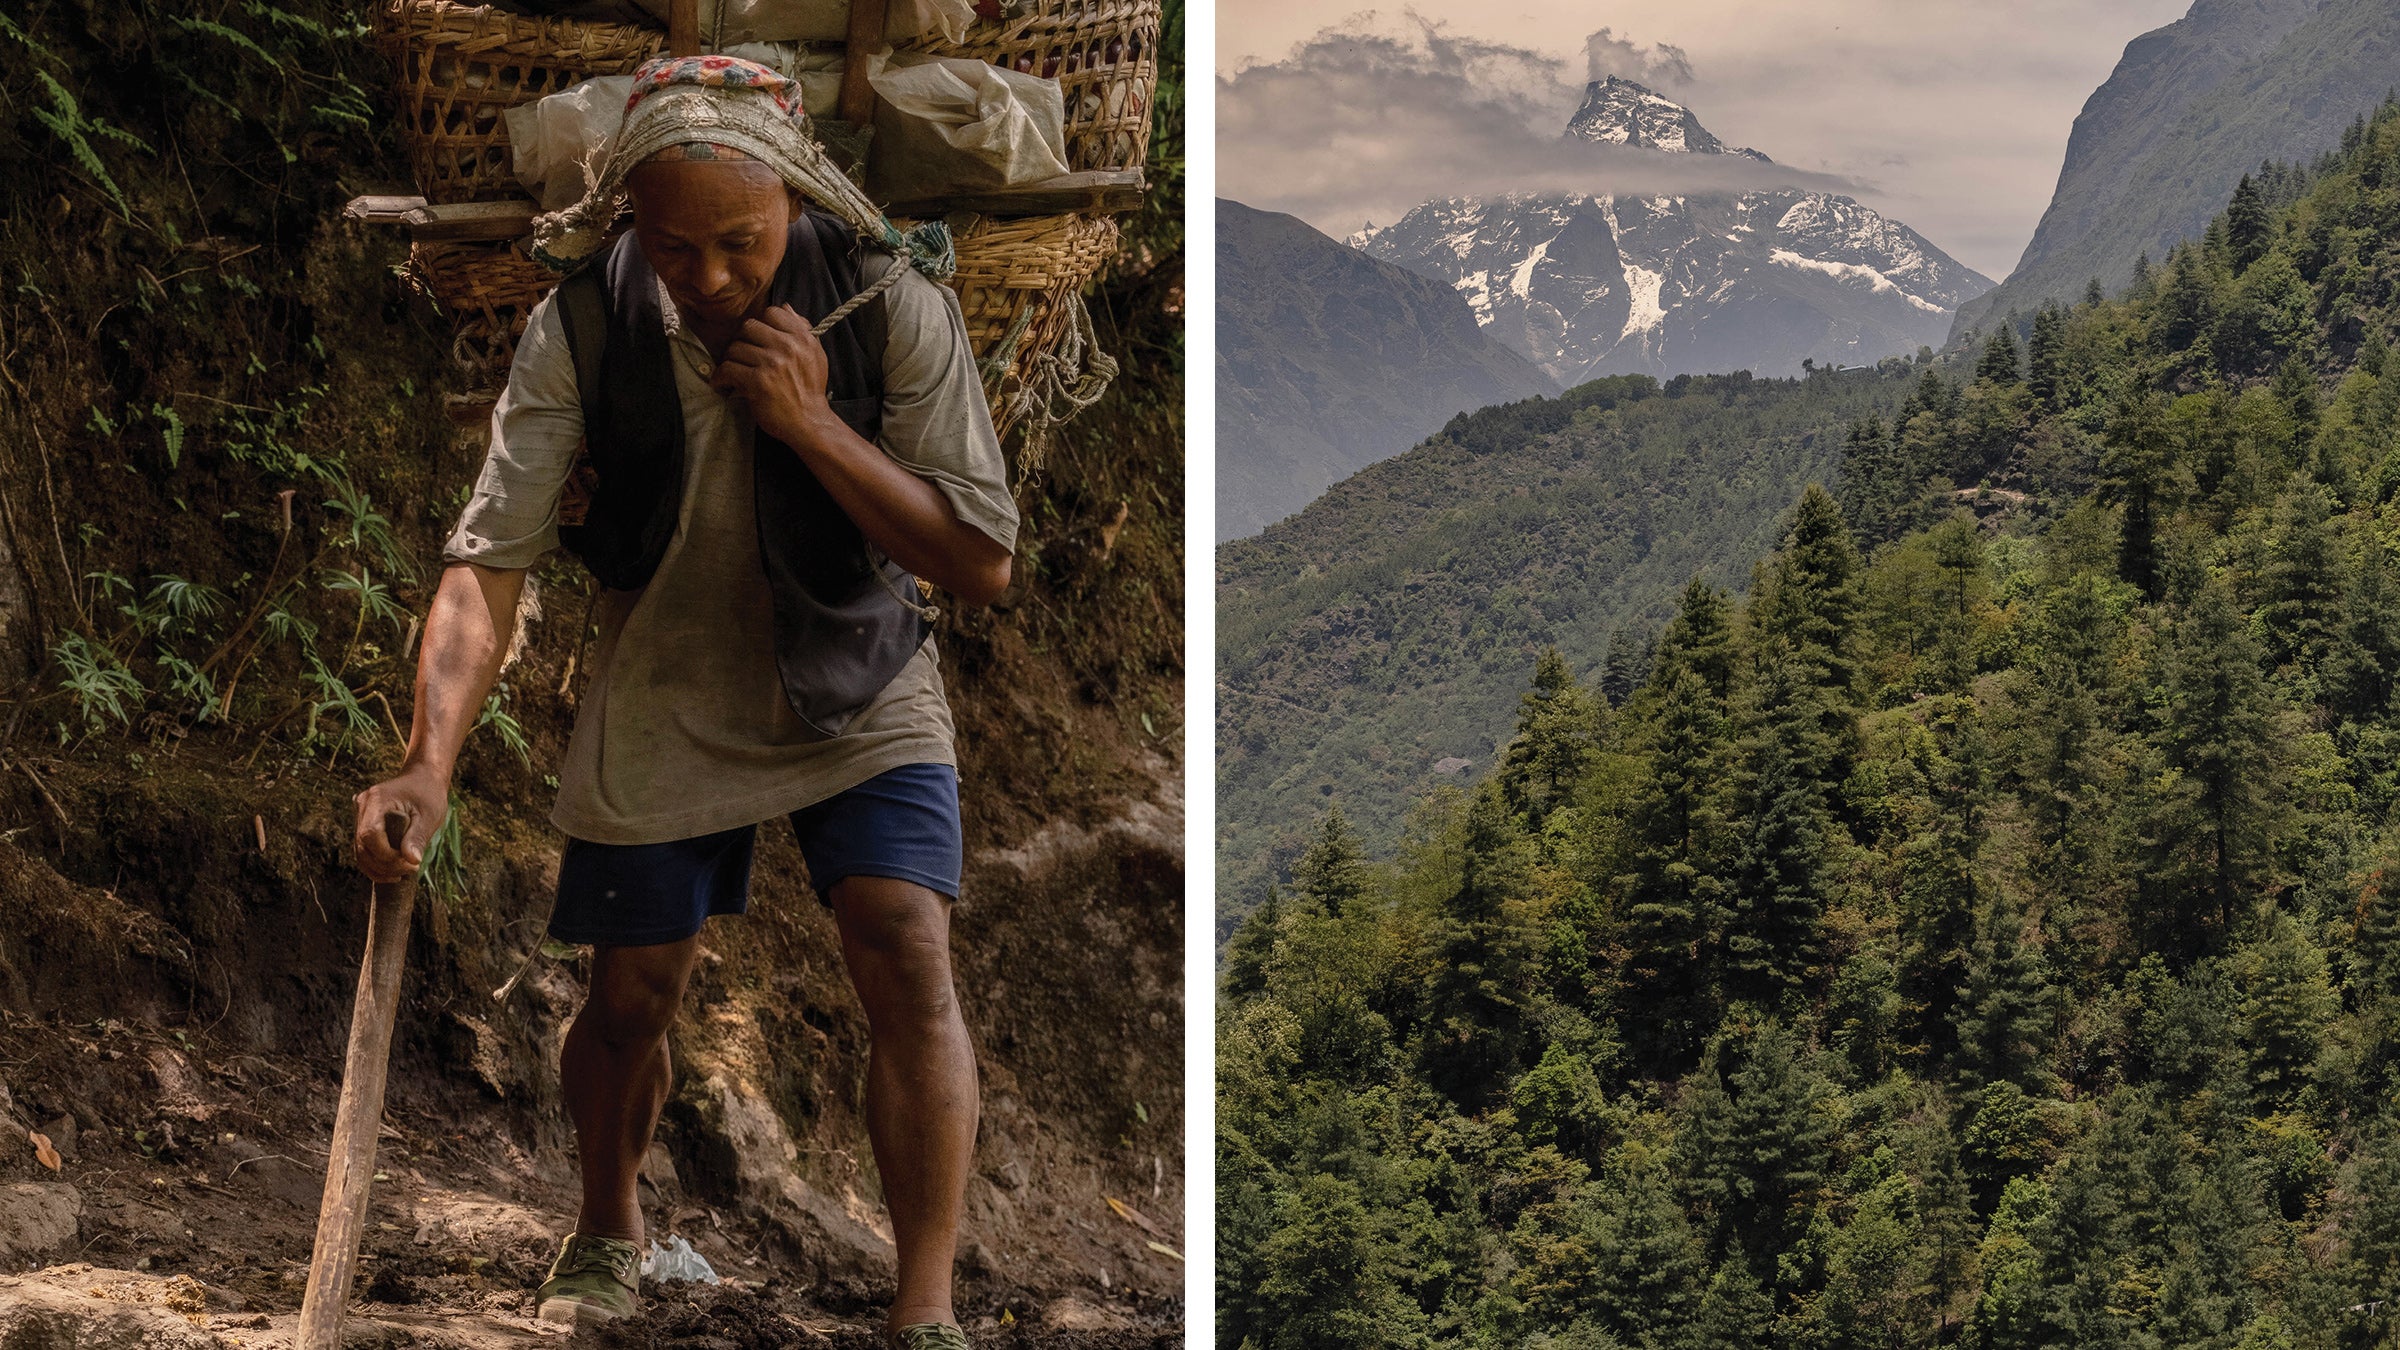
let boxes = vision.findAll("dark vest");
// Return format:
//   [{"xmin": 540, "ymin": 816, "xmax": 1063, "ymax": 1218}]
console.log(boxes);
[{"xmin": 553, "ymin": 213, "xmax": 927, "ymax": 739}]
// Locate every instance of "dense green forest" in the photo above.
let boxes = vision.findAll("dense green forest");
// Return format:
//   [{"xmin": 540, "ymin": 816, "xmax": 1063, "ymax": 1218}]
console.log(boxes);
[
  {"xmin": 1218, "ymin": 357, "xmax": 1926, "ymax": 929},
  {"xmin": 1218, "ymin": 100, "xmax": 2400, "ymax": 1350}
]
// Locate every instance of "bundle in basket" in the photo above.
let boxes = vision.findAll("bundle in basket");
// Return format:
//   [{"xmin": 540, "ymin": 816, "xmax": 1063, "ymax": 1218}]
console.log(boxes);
[{"xmin": 371, "ymin": 0, "xmax": 1155, "ymax": 447}]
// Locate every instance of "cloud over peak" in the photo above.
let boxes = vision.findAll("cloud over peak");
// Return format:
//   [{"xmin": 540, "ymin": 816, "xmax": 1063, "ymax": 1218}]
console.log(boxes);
[{"xmin": 1217, "ymin": 13, "xmax": 1859, "ymax": 238}]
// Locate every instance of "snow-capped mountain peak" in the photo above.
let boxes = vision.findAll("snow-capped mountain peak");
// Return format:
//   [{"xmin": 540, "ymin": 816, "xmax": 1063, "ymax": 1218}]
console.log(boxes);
[
  {"xmin": 1564, "ymin": 75, "xmax": 1771, "ymax": 162},
  {"xmin": 1354, "ymin": 187, "xmax": 1992, "ymax": 384}
]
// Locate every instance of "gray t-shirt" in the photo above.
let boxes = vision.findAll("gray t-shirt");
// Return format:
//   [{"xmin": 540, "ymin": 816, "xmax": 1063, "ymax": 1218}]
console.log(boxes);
[{"xmin": 442, "ymin": 260, "xmax": 1017, "ymax": 845}]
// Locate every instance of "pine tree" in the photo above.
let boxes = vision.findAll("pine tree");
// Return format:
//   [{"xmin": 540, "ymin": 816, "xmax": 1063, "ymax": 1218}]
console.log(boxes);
[
  {"xmin": 2236, "ymin": 911, "xmax": 2336, "ymax": 1101},
  {"xmin": 2084, "ymin": 276, "xmax": 2106, "ymax": 308},
  {"xmin": 2258, "ymin": 476, "xmax": 2346, "ymax": 670},
  {"xmin": 2227, "ymin": 172, "xmax": 2272, "ymax": 273},
  {"xmin": 1930, "ymin": 513, "xmax": 1984, "ymax": 619},
  {"xmin": 2356, "ymin": 854, "xmax": 2400, "ymax": 1012},
  {"xmin": 2018, "ymin": 580, "xmax": 2123, "ymax": 931},
  {"xmin": 1252, "ymin": 1172, "xmax": 1423, "ymax": 1349},
  {"xmin": 1653, "ymin": 578, "xmax": 1737, "ymax": 704},
  {"xmin": 1292, "ymin": 804, "xmax": 1369, "ymax": 917},
  {"xmin": 1896, "ymin": 370, "xmax": 1960, "ymax": 505},
  {"xmin": 1918, "ymin": 1131, "xmax": 1981, "ymax": 1337},
  {"xmin": 1617, "ymin": 664, "xmax": 1732, "ymax": 1070},
  {"xmin": 1600, "ymin": 625, "xmax": 1653, "ymax": 707},
  {"xmin": 1977, "ymin": 323, "xmax": 2023, "ymax": 385},
  {"xmin": 1748, "ymin": 484, "xmax": 1865, "ymax": 789},
  {"xmin": 1498, "ymin": 648, "xmax": 1603, "ymax": 828},
  {"xmin": 2151, "ymin": 583, "xmax": 2284, "ymax": 943},
  {"xmin": 2338, "ymin": 1121, "xmax": 2400, "ymax": 1320},
  {"xmin": 2102, "ymin": 389, "xmax": 2175, "ymax": 601},
  {"xmin": 1951, "ymin": 893, "xmax": 2062, "ymax": 1092},
  {"xmin": 1840, "ymin": 415, "xmax": 1900, "ymax": 537},
  {"xmin": 1222, "ymin": 885, "xmax": 1286, "ymax": 1001},
  {"xmin": 2326, "ymin": 544, "xmax": 2400, "ymax": 720},
  {"xmin": 1421, "ymin": 786, "xmax": 1542, "ymax": 1106},
  {"xmin": 1675, "ymin": 1020, "xmax": 1835, "ymax": 1268},
  {"xmin": 1723, "ymin": 655, "xmax": 1834, "ymax": 1003},
  {"xmin": 1586, "ymin": 1147, "xmax": 1707, "ymax": 1348},
  {"xmin": 2027, "ymin": 304, "xmax": 2066, "ymax": 408},
  {"xmin": 1684, "ymin": 1255, "xmax": 1776, "ymax": 1350},
  {"xmin": 1897, "ymin": 789, "xmax": 1983, "ymax": 1054},
  {"xmin": 2159, "ymin": 243, "xmax": 2222, "ymax": 354},
  {"xmin": 1815, "ymin": 1170, "xmax": 1922, "ymax": 1347}
]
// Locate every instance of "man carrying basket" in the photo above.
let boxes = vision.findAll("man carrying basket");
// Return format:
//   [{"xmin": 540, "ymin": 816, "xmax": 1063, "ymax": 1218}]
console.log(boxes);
[{"xmin": 351, "ymin": 53, "xmax": 1014, "ymax": 1350}]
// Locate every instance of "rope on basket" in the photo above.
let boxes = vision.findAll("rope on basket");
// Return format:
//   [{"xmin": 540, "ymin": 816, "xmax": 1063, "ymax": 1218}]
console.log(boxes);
[
  {"xmin": 815, "ymin": 253, "xmax": 910, "ymax": 336},
  {"xmin": 1000, "ymin": 291, "xmax": 1118, "ymax": 474}
]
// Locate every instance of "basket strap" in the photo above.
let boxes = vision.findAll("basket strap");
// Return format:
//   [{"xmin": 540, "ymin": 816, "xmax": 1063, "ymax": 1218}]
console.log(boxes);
[
  {"xmin": 815, "ymin": 252, "xmax": 904, "ymax": 338},
  {"xmin": 554, "ymin": 268, "xmax": 607, "ymax": 422}
]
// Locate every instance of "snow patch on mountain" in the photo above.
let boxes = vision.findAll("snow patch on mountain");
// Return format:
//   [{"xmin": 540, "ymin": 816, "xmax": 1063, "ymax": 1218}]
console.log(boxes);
[
  {"xmin": 1620, "ymin": 263, "xmax": 1665, "ymax": 338},
  {"xmin": 1768, "ymin": 248, "xmax": 1949, "ymax": 314},
  {"xmin": 1510, "ymin": 240, "xmax": 1550, "ymax": 300}
]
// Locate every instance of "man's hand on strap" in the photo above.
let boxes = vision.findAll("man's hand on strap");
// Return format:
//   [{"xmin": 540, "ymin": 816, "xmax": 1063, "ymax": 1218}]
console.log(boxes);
[
  {"xmin": 712, "ymin": 304, "xmax": 832, "ymax": 449},
  {"xmin": 708, "ymin": 301, "xmax": 1012, "ymax": 606}
]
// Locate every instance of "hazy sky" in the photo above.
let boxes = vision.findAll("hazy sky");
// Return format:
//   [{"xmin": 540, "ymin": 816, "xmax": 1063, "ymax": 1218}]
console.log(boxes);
[{"xmin": 1218, "ymin": 0, "xmax": 2196, "ymax": 280}]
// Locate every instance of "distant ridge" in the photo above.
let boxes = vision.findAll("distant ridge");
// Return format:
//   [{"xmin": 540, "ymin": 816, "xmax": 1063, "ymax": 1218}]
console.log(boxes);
[{"xmin": 1216, "ymin": 199, "xmax": 1558, "ymax": 541}]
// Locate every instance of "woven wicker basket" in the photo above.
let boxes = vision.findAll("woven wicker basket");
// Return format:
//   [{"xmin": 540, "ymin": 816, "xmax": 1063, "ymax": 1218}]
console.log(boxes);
[
  {"xmin": 410, "ymin": 210, "xmax": 1118, "ymax": 436},
  {"xmin": 927, "ymin": 0, "xmax": 1159, "ymax": 173},
  {"xmin": 373, "ymin": 0, "xmax": 663, "ymax": 205}
]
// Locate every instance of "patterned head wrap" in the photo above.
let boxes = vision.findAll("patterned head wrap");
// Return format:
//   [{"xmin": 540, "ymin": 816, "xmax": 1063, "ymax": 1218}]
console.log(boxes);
[{"xmin": 530, "ymin": 54, "xmax": 955, "ymax": 282}]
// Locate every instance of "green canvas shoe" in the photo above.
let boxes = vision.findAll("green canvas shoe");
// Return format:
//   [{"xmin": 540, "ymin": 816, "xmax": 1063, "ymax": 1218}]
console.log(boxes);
[
  {"xmin": 893, "ymin": 1324, "xmax": 970, "ymax": 1350},
  {"xmin": 536, "ymin": 1232, "xmax": 641, "ymax": 1326}
]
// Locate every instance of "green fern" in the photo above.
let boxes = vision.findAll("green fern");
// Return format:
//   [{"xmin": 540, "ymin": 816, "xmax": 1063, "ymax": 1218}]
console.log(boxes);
[
  {"xmin": 29, "ymin": 70, "xmax": 151, "ymax": 218},
  {"xmin": 172, "ymin": 17, "xmax": 282, "ymax": 71}
]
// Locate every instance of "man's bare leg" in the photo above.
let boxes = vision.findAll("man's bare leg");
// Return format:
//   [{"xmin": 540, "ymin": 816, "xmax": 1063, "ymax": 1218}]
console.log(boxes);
[
  {"xmin": 561, "ymin": 933, "xmax": 704, "ymax": 1243},
  {"xmin": 830, "ymin": 876, "xmax": 978, "ymax": 1335}
]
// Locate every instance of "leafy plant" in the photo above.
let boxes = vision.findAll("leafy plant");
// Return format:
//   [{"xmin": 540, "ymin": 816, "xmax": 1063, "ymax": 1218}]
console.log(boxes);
[
  {"xmin": 476, "ymin": 685, "xmax": 532, "ymax": 768},
  {"xmin": 53, "ymin": 634, "xmax": 144, "ymax": 731},
  {"xmin": 418, "ymin": 795, "xmax": 468, "ymax": 906},
  {"xmin": 298, "ymin": 653, "xmax": 380, "ymax": 760}
]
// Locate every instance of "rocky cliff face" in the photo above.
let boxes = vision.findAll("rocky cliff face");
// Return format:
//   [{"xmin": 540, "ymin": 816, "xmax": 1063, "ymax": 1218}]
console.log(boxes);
[
  {"xmin": 1954, "ymin": 0, "xmax": 2399, "ymax": 334},
  {"xmin": 1351, "ymin": 80, "xmax": 1990, "ymax": 384},
  {"xmin": 1216, "ymin": 199, "xmax": 1557, "ymax": 541}
]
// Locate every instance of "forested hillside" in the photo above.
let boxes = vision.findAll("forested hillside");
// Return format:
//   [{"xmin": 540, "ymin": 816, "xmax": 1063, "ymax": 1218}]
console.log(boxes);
[
  {"xmin": 1217, "ymin": 337, "xmax": 1920, "ymax": 928},
  {"xmin": 1219, "ymin": 96, "xmax": 2400, "ymax": 1350}
]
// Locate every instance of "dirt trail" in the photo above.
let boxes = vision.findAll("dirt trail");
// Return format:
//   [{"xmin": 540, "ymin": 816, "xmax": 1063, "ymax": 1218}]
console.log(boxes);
[{"xmin": 0, "ymin": 716, "xmax": 1184, "ymax": 1345}]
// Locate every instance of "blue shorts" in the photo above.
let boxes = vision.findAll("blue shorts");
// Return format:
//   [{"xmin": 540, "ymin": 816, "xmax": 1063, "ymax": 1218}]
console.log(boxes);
[{"xmin": 548, "ymin": 763, "xmax": 962, "ymax": 947}]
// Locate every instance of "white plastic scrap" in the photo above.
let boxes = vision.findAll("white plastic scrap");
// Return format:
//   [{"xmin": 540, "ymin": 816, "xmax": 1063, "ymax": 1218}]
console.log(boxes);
[{"xmin": 642, "ymin": 1235, "xmax": 722, "ymax": 1284}]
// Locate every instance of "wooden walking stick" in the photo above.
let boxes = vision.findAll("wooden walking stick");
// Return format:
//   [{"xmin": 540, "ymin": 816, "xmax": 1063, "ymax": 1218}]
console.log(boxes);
[
  {"xmin": 668, "ymin": 0, "xmax": 699, "ymax": 57},
  {"xmin": 297, "ymin": 812, "xmax": 419, "ymax": 1350}
]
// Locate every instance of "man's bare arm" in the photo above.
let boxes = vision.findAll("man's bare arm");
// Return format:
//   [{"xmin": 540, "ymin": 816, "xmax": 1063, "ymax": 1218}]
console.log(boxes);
[{"xmin": 352, "ymin": 561, "xmax": 527, "ymax": 880}]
